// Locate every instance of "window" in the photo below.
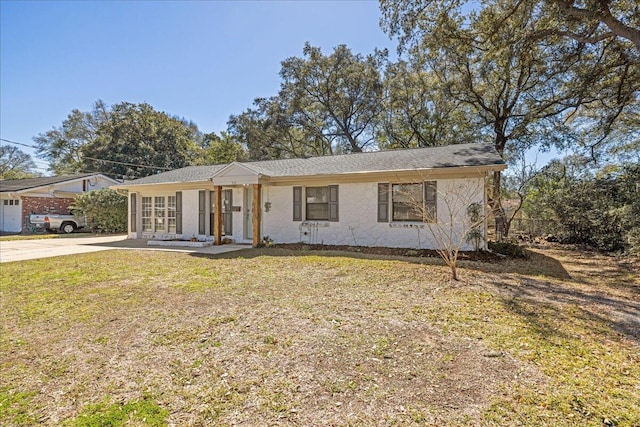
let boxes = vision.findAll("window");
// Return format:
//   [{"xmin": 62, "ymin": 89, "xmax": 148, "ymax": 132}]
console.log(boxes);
[
  {"xmin": 392, "ymin": 184, "xmax": 423, "ymax": 221},
  {"xmin": 167, "ymin": 195, "xmax": 177, "ymax": 233},
  {"xmin": 3, "ymin": 199, "xmax": 19, "ymax": 206},
  {"xmin": 302, "ymin": 186, "xmax": 338, "ymax": 221},
  {"xmin": 141, "ymin": 197, "xmax": 153, "ymax": 232},
  {"xmin": 382, "ymin": 181, "xmax": 437, "ymax": 222},
  {"xmin": 141, "ymin": 196, "xmax": 180, "ymax": 233},
  {"xmin": 306, "ymin": 187, "xmax": 329, "ymax": 220},
  {"xmin": 154, "ymin": 197, "xmax": 166, "ymax": 232}
]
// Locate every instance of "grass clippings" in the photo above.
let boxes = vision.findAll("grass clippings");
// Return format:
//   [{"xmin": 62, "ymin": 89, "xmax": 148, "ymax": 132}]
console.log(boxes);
[{"xmin": 0, "ymin": 246, "xmax": 638, "ymax": 426}]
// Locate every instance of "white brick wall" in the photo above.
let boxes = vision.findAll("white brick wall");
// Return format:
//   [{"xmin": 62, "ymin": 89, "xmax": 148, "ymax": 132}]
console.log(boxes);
[
  {"xmin": 262, "ymin": 178, "xmax": 485, "ymax": 250},
  {"xmin": 127, "ymin": 177, "xmax": 486, "ymax": 250}
]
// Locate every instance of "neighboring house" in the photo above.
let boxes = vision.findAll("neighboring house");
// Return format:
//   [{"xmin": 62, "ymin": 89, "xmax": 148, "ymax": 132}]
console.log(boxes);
[
  {"xmin": 0, "ymin": 174, "xmax": 119, "ymax": 233},
  {"xmin": 112, "ymin": 143, "xmax": 507, "ymax": 250}
]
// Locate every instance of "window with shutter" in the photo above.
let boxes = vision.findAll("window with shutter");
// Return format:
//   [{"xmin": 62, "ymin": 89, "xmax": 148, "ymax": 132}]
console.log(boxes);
[
  {"xmin": 392, "ymin": 183, "xmax": 423, "ymax": 221},
  {"xmin": 328, "ymin": 185, "xmax": 339, "ymax": 221},
  {"xmin": 293, "ymin": 186, "xmax": 302, "ymax": 221},
  {"xmin": 377, "ymin": 183, "xmax": 389, "ymax": 222},
  {"xmin": 388, "ymin": 181, "xmax": 437, "ymax": 222},
  {"xmin": 198, "ymin": 190, "xmax": 206, "ymax": 234},
  {"xmin": 130, "ymin": 193, "xmax": 137, "ymax": 232},
  {"xmin": 424, "ymin": 181, "xmax": 437, "ymax": 222},
  {"xmin": 175, "ymin": 192, "xmax": 182, "ymax": 234}
]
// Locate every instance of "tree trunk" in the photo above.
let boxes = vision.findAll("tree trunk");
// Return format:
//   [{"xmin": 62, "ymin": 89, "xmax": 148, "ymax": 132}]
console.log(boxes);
[
  {"xmin": 489, "ymin": 125, "xmax": 509, "ymax": 240},
  {"xmin": 488, "ymin": 170, "xmax": 509, "ymax": 240}
]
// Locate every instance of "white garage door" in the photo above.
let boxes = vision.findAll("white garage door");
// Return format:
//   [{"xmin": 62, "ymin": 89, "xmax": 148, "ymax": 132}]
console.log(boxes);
[{"xmin": 1, "ymin": 199, "xmax": 22, "ymax": 232}]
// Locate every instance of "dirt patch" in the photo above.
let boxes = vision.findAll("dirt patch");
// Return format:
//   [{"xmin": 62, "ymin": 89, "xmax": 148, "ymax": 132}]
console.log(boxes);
[{"xmin": 274, "ymin": 242, "xmax": 504, "ymax": 262}]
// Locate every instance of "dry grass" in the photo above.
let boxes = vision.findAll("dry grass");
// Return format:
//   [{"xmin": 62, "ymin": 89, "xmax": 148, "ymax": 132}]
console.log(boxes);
[{"xmin": 1, "ymin": 246, "xmax": 638, "ymax": 426}]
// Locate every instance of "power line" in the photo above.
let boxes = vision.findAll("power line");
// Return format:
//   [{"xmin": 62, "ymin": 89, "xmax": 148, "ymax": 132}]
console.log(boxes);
[
  {"xmin": 82, "ymin": 156, "xmax": 173, "ymax": 171},
  {"xmin": 0, "ymin": 138, "xmax": 38, "ymax": 149},
  {"xmin": 2, "ymin": 138, "xmax": 174, "ymax": 172}
]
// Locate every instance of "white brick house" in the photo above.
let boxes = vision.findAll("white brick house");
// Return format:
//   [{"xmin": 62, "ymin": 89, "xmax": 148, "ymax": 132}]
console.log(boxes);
[{"xmin": 112, "ymin": 143, "xmax": 506, "ymax": 250}]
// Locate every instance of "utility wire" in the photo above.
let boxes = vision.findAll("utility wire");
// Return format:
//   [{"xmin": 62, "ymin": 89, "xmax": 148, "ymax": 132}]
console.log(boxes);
[
  {"xmin": 2, "ymin": 138, "xmax": 173, "ymax": 172},
  {"xmin": 0, "ymin": 138, "xmax": 38, "ymax": 149},
  {"xmin": 83, "ymin": 156, "xmax": 173, "ymax": 171}
]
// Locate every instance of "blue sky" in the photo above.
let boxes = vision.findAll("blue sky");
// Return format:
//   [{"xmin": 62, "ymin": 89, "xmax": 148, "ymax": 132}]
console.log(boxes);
[{"xmin": 1, "ymin": 0, "xmax": 394, "ymax": 173}]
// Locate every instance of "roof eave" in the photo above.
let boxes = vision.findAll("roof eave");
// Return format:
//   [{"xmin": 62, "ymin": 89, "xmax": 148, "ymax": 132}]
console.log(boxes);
[
  {"xmin": 266, "ymin": 163, "xmax": 506, "ymax": 183},
  {"xmin": 3, "ymin": 173, "xmax": 118, "ymax": 194}
]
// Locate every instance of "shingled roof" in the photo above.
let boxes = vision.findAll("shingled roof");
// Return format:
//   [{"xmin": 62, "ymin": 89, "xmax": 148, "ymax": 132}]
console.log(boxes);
[
  {"xmin": 120, "ymin": 165, "xmax": 227, "ymax": 186},
  {"xmin": 124, "ymin": 143, "xmax": 505, "ymax": 186},
  {"xmin": 0, "ymin": 173, "xmax": 100, "ymax": 193}
]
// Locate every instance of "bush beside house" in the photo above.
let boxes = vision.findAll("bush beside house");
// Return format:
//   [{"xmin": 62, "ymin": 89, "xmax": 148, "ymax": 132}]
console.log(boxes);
[{"xmin": 73, "ymin": 189, "xmax": 127, "ymax": 233}]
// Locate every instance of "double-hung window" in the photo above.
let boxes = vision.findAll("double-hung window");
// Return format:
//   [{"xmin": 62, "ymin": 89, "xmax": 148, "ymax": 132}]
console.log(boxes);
[
  {"xmin": 379, "ymin": 181, "xmax": 437, "ymax": 222},
  {"xmin": 306, "ymin": 187, "xmax": 329, "ymax": 220},
  {"xmin": 293, "ymin": 185, "xmax": 339, "ymax": 221}
]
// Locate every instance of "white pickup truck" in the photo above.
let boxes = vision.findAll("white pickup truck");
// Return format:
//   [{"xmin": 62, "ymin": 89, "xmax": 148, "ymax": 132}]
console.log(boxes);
[{"xmin": 28, "ymin": 212, "xmax": 86, "ymax": 234}]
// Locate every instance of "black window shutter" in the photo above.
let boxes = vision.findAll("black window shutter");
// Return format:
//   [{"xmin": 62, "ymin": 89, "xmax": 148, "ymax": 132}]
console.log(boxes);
[
  {"xmin": 424, "ymin": 181, "xmax": 437, "ymax": 221},
  {"xmin": 130, "ymin": 193, "xmax": 137, "ymax": 232},
  {"xmin": 328, "ymin": 185, "xmax": 339, "ymax": 221},
  {"xmin": 176, "ymin": 191, "xmax": 182, "ymax": 234},
  {"xmin": 198, "ymin": 190, "xmax": 206, "ymax": 234},
  {"xmin": 293, "ymin": 186, "xmax": 302, "ymax": 221},
  {"xmin": 377, "ymin": 183, "xmax": 389, "ymax": 222}
]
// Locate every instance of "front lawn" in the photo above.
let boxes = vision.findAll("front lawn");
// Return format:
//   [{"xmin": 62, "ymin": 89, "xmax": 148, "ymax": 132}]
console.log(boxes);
[{"xmin": 1, "ymin": 247, "xmax": 638, "ymax": 426}]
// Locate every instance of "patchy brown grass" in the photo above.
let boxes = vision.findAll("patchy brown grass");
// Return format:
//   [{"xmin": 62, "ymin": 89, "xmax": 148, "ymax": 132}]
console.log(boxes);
[{"xmin": 0, "ymin": 246, "xmax": 638, "ymax": 426}]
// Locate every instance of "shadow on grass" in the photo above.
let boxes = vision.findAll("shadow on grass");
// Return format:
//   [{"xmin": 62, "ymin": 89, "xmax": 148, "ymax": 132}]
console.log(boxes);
[
  {"xmin": 85, "ymin": 240, "xmax": 638, "ymax": 342},
  {"xmin": 189, "ymin": 246, "xmax": 639, "ymax": 342},
  {"xmin": 493, "ymin": 275, "xmax": 640, "ymax": 342},
  {"xmin": 186, "ymin": 245, "xmax": 572, "ymax": 280}
]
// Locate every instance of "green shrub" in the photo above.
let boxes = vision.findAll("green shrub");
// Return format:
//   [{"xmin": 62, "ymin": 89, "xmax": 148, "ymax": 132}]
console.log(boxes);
[
  {"xmin": 73, "ymin": 189, "xmax": 127, "ymax": 233},
  {"xmin": 489, "ymin": 241, "xmax": 529, "ymax": 259}
]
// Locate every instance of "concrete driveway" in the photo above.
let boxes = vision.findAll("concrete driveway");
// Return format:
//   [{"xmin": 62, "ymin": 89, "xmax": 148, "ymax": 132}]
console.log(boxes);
[{"xmin": 0, "ymin": 235, "xmax": 249, "ymax": 263}]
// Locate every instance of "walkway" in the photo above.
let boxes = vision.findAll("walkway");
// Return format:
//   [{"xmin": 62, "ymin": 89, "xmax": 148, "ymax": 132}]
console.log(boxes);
[{"xmin": 0, "ymin": 235, "xmax": 249, "ymax": 263}]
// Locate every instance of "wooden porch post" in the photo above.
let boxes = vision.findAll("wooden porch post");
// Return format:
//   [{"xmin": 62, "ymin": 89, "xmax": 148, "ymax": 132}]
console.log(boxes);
[
  {"xmin": 252, "ymin": 183, "xmax": 261, "ymax": 247},
  {"xmin": 215, "ymin": 185, "xmax": 222, "ymax": 245}
]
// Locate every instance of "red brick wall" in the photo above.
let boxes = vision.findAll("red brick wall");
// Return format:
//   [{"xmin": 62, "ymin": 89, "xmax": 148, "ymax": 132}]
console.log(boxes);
[{"xmin": 21, "ymin": 196, "xmax": 75, "ymax": 233}]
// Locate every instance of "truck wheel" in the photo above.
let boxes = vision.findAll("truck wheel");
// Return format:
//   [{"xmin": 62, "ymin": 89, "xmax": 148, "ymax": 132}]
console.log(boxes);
[{"xmin": 60, "ymin": 222, "xmax": 76, "ymax": 234}]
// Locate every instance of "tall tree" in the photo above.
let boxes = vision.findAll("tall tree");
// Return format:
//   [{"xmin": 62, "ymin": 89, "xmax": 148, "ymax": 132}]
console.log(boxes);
[
  {"xmin": 280, "ymin": 43, "xmax": 386, "ymax": 153},
  {"xmin": 380, "ymin": 60, "xmax": 479, "ymax": 148},
  {"xmin": 541, "ymin": 0, "xmax": 640, "ymax": 51},
  {"xmin": 192, "ymin": 132, "xmax": 247, "ymax": 165},
  {"xmin": 229, "ymin": 43, "xmax": 386, "ymax": 159},
  {"xmin": 0, "ymin": 145, "xmax": 39, "ymax": 179},
  {"xmin": 228, "ymin": 96, "xmax": 324, "ymax": 160},
  {"xmin": 83, "ymin": 102, "xmax": 200, "ymax": 178},
  {"xmin": 380, "ymin": 0, "xmax": 639, "ymax": 233},
  {"xmin": 34, "ymin": 101, "xmax": 202, "ymax": 178},
  {"xmin": 34, "ymin": 100, "xmax": 109, "ymax": 174}
]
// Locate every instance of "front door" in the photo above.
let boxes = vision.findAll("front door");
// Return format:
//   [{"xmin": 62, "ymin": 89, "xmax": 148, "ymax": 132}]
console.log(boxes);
[
  {"xmin": 244, "ymin": 187, "xmax": 253, "ymax": 240},
  {"xmin": 210, "ymin": 190, "xmax": 233, "ymax": 237}
]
